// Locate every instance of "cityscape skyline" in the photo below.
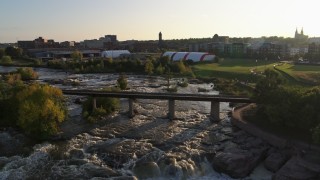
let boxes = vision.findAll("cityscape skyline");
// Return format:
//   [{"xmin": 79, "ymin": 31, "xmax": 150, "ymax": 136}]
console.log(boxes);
[{"xmin": 1, "ymin": 0, "xmax": 319, "ymax": 43}]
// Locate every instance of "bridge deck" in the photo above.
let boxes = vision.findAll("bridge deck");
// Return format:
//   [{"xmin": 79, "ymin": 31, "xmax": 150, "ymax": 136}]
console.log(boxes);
[{"xmin": 62, "ymin": 90, "xmax": 252, "ymax": 103}]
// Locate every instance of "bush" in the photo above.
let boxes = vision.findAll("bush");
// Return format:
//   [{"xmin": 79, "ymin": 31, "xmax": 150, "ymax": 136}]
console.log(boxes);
[
  {"xmin": 16, "ymin": 83, "xmax": 67, "ymax": 139},
  {"xmin": 16, "ymin": 67, "xmax": 39, "ymax": 80},
  {"xmin": 178, "ymin": 81, "xmax": 188, "ymax": 87},
  {"xmin": 117, "ymin": 74, "xmax": 128, "ymax": 90},
  {"xmin": 1, "ymin": 56, "xmax": 13, "ymax": 64},
  {"xmin": 166, "ymin": 86, "xmax": 178, "ymax": 93},
  {"xmin": 82, "ymin": 93, "xmax": 120, "ymax": 123}
]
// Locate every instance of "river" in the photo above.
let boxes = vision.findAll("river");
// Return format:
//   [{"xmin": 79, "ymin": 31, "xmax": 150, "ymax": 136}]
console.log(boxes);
[{"xmin": 0, "ymin": 66, "xmax": 274, "ymax": 179}]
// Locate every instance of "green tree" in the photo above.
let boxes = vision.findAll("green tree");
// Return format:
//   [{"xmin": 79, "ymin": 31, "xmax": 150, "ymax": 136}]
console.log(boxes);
[
  {"xmin": 176, "ymin": 60, "xmax": 187, "ymax": 74},
  {"xmin": 159, "ymin": 56, "xmax": 170, "ymax": 66},
  {"xmin": 71, "ymin": 50, "xmax": 83, "ymax": 61},
  {"xmin": 254, "ymin": 69, "xmax": 284, "ymax": 101},
  {"xmin": 155, "ymin": 64, "xmax": 164, "ymax": 74},
  {"xmin": 0, "ymin": 48, "xmax": 5, "ymax": 59},
  {"xmin": 16, "ymin": 67, "xmax": 39, "ymax": 80},
  {"xmin": 144, "ymin": 60, "xmax": 154, "ymax": 75},
  {"xmin": 16, "ymin": 83, "xmax": 67, "ymax": 139},
  {"xmin": 1, "ymin": 56, "xmax": 13, "ymax": 64},
  {"xmin": 117, "ymin": 74, "xmax": 128, "ymax": 90},
  {"xmin": 5, "ymin": 47, "xmax": 22, "ymax": 58},
  {"xmin": 82, "ymin": 88, "xmax": 120, "ymax": 123}
]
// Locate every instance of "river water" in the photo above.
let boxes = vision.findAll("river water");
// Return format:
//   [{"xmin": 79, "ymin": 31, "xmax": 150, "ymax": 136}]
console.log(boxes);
[{"xmin": 0, "ymin": 66, "xmax": 273, "ymax": 179}]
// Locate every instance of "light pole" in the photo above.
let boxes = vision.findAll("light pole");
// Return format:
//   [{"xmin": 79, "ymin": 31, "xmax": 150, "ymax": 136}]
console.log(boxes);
[{"xmin": 255, "ymin": 59, "xmax": 258, "ymax": 71}]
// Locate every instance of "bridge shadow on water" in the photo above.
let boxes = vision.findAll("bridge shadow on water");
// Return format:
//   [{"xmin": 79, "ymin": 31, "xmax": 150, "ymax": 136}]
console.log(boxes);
[{"xmin": 105, "ymin": 107, "xmax": 229, "ymax": 153}]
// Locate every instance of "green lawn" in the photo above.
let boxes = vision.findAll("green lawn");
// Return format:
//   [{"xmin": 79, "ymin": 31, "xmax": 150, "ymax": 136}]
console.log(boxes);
[
  {"xmin": 192, "ymin": 58, "xmax": 320, "ymax": 87},
  {"xmin": 276, "ymin": 63, "xmax": 320, "ymax": 85},
  {"xmin": 192, "ymin": 58, "xmax": 276, "ymax": 82}
]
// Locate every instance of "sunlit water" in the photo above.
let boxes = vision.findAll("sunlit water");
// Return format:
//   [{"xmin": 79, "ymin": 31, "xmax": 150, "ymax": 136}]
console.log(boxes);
[{"xmin": 0, "ymin": 66, "xmax": 273, "ymax": 179}]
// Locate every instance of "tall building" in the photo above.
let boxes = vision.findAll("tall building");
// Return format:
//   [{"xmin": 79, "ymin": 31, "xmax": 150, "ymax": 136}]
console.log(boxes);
[
  {"xmin": 295, "ymin": 28, "xmax": 308, "ymax": 40},
  {"xmin": 158, "ymin": 31, "xmax": 163, "ymax": 49}
]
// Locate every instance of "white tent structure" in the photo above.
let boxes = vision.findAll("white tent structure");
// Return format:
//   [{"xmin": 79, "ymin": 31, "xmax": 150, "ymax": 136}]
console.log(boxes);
[
  {"xmin": 162, "ymin": 51, "xmax": 215, "ymax": 62},
  {"xmin": 101, "ymin": 50, "xmax": 130, "ymax": 58},
  {"xmin": 162, "ymin": 51, "xmax": 176, "ymax": 60},
  {"xmin": 172, "ymin": 52, "xmax": 190, "ymax": 61},
  {"xmin": 186, "ymin": 52, "xmax": 215, "ymax": 62}
]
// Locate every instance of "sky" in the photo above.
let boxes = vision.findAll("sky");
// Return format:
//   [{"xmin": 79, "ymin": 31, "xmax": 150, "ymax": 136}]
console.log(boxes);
[{"xmin": 0, "ymin": 0, "xmax": 319, "ymax": 42}]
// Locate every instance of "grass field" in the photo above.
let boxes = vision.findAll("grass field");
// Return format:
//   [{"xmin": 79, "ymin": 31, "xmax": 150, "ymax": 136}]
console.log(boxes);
[
  {"xmin": 192, "ymin": 58, "xmax": 320, "ymax": 87},
  {"xmin": 276, "ymin": 63, "xmax": 320, "ymax": 85},
  {"xmin": 192, "ymin": 58, "xmax": 277, "ymax": 82}
]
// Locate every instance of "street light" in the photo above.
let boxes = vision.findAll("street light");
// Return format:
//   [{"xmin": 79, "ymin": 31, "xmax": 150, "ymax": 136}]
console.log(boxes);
[{"xmin": 255, "ymin": 59, "xmax": 258, "ymax": 71}]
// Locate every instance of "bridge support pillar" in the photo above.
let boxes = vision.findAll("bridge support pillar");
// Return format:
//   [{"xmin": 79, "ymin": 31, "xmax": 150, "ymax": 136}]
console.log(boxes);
[
  {"xmin": 210, "ymin": 101, "xmax": 220, "ymax": 122},
  {"xmin": 168, "ymin": 99, "xmax": 175, "ymax": 120},
  {"xmin": 93, "ymin": 97, "xmax": 97, "ymax": 109},
  {"xmin": 128, "ymin": 98, "xmax": 134, "ymax": 118}
]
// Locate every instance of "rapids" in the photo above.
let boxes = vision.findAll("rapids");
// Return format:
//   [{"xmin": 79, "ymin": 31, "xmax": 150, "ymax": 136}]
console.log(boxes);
[{"xmin": 0, "ymin": 66, "xmax": 273, "ymax": 179}]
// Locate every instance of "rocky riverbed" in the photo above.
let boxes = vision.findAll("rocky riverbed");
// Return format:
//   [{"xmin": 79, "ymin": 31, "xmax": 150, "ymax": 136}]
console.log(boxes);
[{"xmin": 0, "ymin": 66, "xmax": 319, "ymax": 179}]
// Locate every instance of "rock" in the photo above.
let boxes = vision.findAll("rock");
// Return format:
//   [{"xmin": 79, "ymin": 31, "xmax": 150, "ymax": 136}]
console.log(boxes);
[
  {"xmin": 102, "ymin": 176, "xmax": 138, "ymax": 180},
  {"xmin": 163, "ymin": 158, "xmax": 183, "ymax": 178},
  {"xmin": 74, "ymin": 97, "xmax": 83, "ymax": 104},
  {"xmin": 132, "ymin": 161, "xmax": 161, "ymax": 179},
  {"xmin": 0, "ymin": 157, "xmax": 9, "ymax": 168},
  {"xmin": 135, "ymin": 149, "xmax": 165, "ymax": 164},
  {"xmin": 264, "ymin": 152, "xmax": 288, "ymax": 172},
  {"xmin": 66, "ymin": 159, "xmax": 88, "ymax": 166},
  {"xmin": 81, "ymin": 163, "xmax": 120, "ymax": 178},
  {"xmin": 69, "ymin": 149, "xmax": 85, "ymax": 159},
  {"xmin": 212, "ymin": 148, "xmax": 266, "ymax": 178},
  {"xmin": 202, "ymin": 132, "xmax": 232, "ymax": 145},
  {"xmin": 273, "ymin": 156, "xmax": 320, "ymax": 180}
]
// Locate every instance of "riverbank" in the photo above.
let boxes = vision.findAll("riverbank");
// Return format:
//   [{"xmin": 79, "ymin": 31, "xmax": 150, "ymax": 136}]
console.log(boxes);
[{"xmin": 231, "ymin": 104, "xmax": 320, "ymax": 179}]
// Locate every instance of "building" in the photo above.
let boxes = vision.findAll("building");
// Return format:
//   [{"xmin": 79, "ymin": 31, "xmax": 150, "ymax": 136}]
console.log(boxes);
[
  {"xmin": 60, "ymin": 41, "xmax": 75, "ymax": 48},
  {"xmin": 101, "ymin": 50, "xmax": 130, "ymax": 59},
  {"xmin": 295, "ymin": 28, "xmax": 308, "ymax": 41},
  {"xmin": 158, "ymin": 31, "xmax": 163, "ymax": 49},
  {"xmin": 258, "ymin": 43, "xmax": 288, "ymax": 59},
  {"xmin": 162, "ymin": 51, "xmax": 215, "ymax": 62},
  {"xmin": 83, "ymin": 35, "xmax": 118, "ymax": 49},
  {"xmin": 308, "ymin": 43, "xmax": 320, "ymax": 55},
  {"xmin": 17, "ymin": 41, "xmax": 35, "ymax": 49},
  {"xmin": 213, "ymin": 34, "xmax": 229, "ymax": 43},
  {"xmin": 18, "ymin": 37, "xmax": 60, "ymax": 49}
]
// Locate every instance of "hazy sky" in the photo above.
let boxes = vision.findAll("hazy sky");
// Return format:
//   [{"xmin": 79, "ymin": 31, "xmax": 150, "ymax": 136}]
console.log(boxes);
[{"xmin": 0, "ymin": 0, "xmax": 319, "ymax": 42}]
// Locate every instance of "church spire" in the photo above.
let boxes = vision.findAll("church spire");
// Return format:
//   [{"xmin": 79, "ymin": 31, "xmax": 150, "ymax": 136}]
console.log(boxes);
[
  {"xmin": 295, "ymin": 27, "xmax": 298, "ymax": 38},
  {"xmin": 301, "ymin": 27, "xmax": 304, "ymax": 35}
]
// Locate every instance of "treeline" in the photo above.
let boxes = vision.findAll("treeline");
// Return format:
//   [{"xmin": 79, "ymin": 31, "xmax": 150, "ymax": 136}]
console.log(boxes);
[
  {"xmin": 47, "ymin": 55, "xmax": 195, "ymax": 77},
  {"xmin": 253, "ymin": 69, "xmax": 320, "ymax": 143},
  {"xmin": 0, "ymin": 47, "xmax": 41, "ymax": 65},
  {"xmin": 0, "ymin": 68, "xmax": 67, "ymax": 139}
]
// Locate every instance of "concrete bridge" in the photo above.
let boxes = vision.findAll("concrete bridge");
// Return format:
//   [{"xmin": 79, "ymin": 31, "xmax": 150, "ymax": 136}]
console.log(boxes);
[{"xmin": 62, "ymin": 90, "xmax": 253, "ymax": 120}]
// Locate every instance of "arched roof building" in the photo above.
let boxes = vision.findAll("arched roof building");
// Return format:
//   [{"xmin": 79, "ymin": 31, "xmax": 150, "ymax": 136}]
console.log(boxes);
[
  {"xmin": 101, "ymin": 50, "xmax": 130, "ymax": 58},
  {"xmin": 162, "ymin": 51, "xmax": 215, "ymax": 62}
]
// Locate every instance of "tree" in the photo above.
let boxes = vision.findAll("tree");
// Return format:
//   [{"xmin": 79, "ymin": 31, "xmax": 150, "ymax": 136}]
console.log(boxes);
[
  {"xmin": 144, "ymin": 60, "xmax": 154, "ymax": 75},
  {"xmin": 16, "ymin": 83, "xmax": 67, "ymax": 139},
  {"xmin": 159, "ymin": 56, "xmax": 170, "ymax": 66},
  {"xmin": 254, "ymin": 69, "xmax": 284, "ymax": 100},
  {"xmin": 155, "ymin": 64, "xmax": 164, "ymax": 74},
  {"xmin": 71, "ymin": 50, "xmax": 83, "ymax": 61},
  {"xmin": 117, "ymin": 74, "xmax": 128, "ymax": 90},
  {"xmin": 82, "ymin": 88, "xmax": 120, "ymax": 123},
  {"xmin": 0, "ymin": 48, "xmax": 5, "ymax": 59},
  {"xmin": 176, "ymin": 60, "xmax": 187, "ymax": 74},
  {"xmin": 1, "ymin": 56, "xmax": 13, "ymax": 64},
  {"xmin": 16, "ymin": 67, "xmax": 39, "ymax": 80},
  {"xmin": 5, "ymin": 47, "xmax": 22, "ymax": 58}
]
